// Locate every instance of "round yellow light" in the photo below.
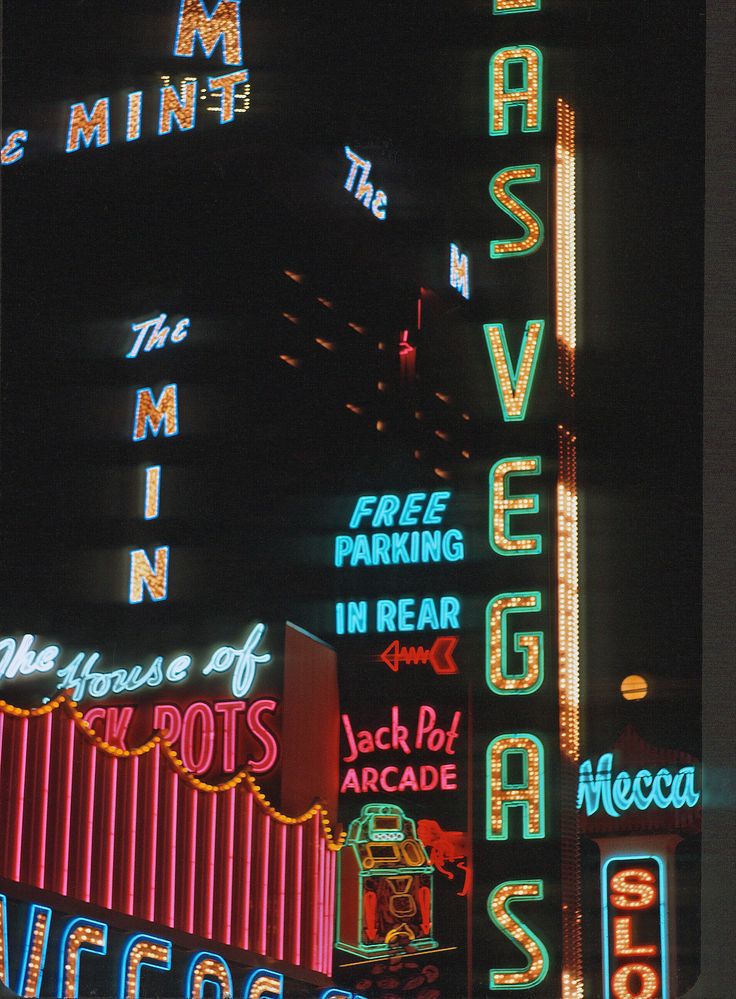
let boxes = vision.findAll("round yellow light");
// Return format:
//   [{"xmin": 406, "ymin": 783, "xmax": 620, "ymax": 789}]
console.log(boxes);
[{"xmin": 621, "ymin": 674, "xmax": 648, "ymax": 701}]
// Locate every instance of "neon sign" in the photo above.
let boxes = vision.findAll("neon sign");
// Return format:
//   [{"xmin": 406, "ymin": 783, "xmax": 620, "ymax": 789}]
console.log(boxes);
[
  {"xmin": 343, "ymin": 705, "xmax": 461, "ymax": 760},
  {"xmin": 132, "ymin": 385, "xmax": 179, "ymax": 442},
  {"xmin": 348, "ymin": 491, "xmax": 452, "ymax": 528},
  {"xmin": 577, "ymin": 753, "xmax": 700, "ymax": 817},
  {"xmin": 483, "ymin": 320, "xmax": 545, "ymax": 423},
  {"xmin": 489, "ymin": 165, "xmax": 544, "ymax": 258},
  {"xmin": 334, "ymin": 529, "xmax": 464, "ymax": 567},
  {"xmin": 0, "ymin": 689, "xmax": 341, "ymax": 975},
  {"xmin": 335, "ymin": 494, "xmax": 464, "ymax": 583},
  {"xmin": 380, "ymin": 636, "xmax": 459, "ymax": 675},
  {"xmin": 341, "ymin": 705, "xmax": 461, "ymax": 794},
  {"xmin": 63, "ymin": 73, "xmax": 249, "ymax": 154},
  {"xmin": 486, "ymin": 734, "xmax": 545, "ymax": 840},
  {"xmin": 417, "ymin": 820, "xmax": 471, "ymax": 896},
  {"xmin": 335, "ymin": 595, "xmax": 461, "ymax": 634},
  {"xmin": 173, "ymin": 0, "xmax": 243, "ymax": 65},
  {"xmin": 490, "ymin": 456, "xmax": 543, "ymax": 556},
  {"xmin": 186, "ymin": 952, "xmax": 233, "ymax": 999},
  {"xmin": 486, "ymin": 592, "xmax": 543, "ymax": 694},
  {"xmin": 0, "ymin": 894, "xmax": 292, "ymax": 999},
  {"xmin": 481, "ymin": 0, "xmax": 554, "ymax": 991},
  {"xmin": 602, "ymin": 856, "xmax": 669, "ymax": 999},
  {"xmin": 83, "ymin": 698, "xmax": 279, "ymax": 775},
  {"xmin": 0, "ymin": 622, "xmax": 271, "ymax": 701},
  {"xmin": 144, "ymin": 466, "xmax": 161, "ymax": 521},
  {"xmin": 7, "ymin": 0, "xmax": 248, "ymax": 166},
  {"xmin": 487, "ymin": 881, "xmax": 549, "ymax": 990},
  {"xmin": 489, "ymin": 46, "xmax": 543, "ymax": 136},
  {"xmin": 336, "ymin": 804, "xmax": 438, "ymax": 957},
  {"xmin": 129, "ymin": 362, "xmax": 180, "ymax": 603},
  {"xmin": 343, "ymin": 147, "xmax": 388, "ymax": 220},
  {"xmin": 126, "ymin": 313, "xmax": 190, "ymax": 358},
  {"xmin": 1, "ymin": 130, "xmax": 28, "ymax": 165},
  {"xmin": 450, "ymin": 243, "xmax": 470, "ymax": 299},
  {"xmin": 129, "ymin": 546, "xmax": 170, "ymax": 603}
]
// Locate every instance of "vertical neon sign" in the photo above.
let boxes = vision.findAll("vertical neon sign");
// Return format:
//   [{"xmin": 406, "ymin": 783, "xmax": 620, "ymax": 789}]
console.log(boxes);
[
  {"xmin": 127, "ymin": 321, "xmax": 187, "ymax": 604},
  {"xmin": 556, "ymin": 99, "xmax": 584, "ymax": 999},
  {"xmin": 601, "ymin": 856, "xmax": 668, "ymax": 999},
  {"xmin": 485, "ymin": 0, "xmax": 550, "ymax": 991}
]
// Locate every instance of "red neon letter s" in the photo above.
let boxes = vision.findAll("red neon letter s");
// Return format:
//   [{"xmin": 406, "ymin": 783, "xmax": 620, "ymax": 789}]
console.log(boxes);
[{"xmin": 610, "ymin": 868, "xmax": 657, "ymax": 910}]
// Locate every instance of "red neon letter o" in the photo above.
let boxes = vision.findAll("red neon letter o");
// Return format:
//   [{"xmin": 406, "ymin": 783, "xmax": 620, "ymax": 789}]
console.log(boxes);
[
  {"xmin": 611, "ymin": 963, "xmax": 659, "ymax": 999},
  {"xmin": 181, "ymin": 702, "xmax": 215, "ymax": 773}
]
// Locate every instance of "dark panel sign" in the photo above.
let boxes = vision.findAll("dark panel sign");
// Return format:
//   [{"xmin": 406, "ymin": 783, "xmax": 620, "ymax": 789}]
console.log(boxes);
[{"xmin": 601, "ymin": 857, "xmax": 668, "ymax": 999}]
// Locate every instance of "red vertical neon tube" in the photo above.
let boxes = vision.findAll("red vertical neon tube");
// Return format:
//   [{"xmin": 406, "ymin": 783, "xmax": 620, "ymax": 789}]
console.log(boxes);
[
  {"xmin": 310, "ymin": 813, "xmax": 321, "ymax": 970},
  {"xmin": 81, "ymin": 740, "xmax": 97, "ymax": 902},
  {"xmin": 11, "ymin": 717, "xmax": 29, "ymax": 882},
  {"xmin": 164, "ymin": 767, "xmax": 179, "ymax": 927},
  {"xmin": 144, "ymin": 750, "xmax": 160, "ymax": 922},
  {"xmin": 239, "ymin": 791, "xmax": 253, "ymax": 951},
  {"xmin": 275, "ymin": 823, "xmax": 287, "ymax": 961},
  {"xmin": 292, "ymin": 822, "xmax": 303, "ymax": 967},
  {"xmin": 221, "ymin": 790, "xmax": 236, "ymax": 946},
  {"xmin": 321, "ymin": 845, "xmax": 329, "ymax": 973},
  {"xmin": 124, "ymin": 757, "xmax": 139, "ymax": 915},
  {"xmin": 325, "ymin": 850, "xmax": 334, "ymax": 974},
  {"xmin": 57, "ymin": 715, "xmax": 75, "ymax": 897},
  {"xmin": 326, "ymin": 849, "xmax": 336, "ymax": 975},
  {"xmin": 257, "ymin": 813, "xmax": 271, "ymax": 956},
  {"xmin": 34, "ymin": 713, "xmax": 53, "ymax": 889},
  {"xmin": 201, "ymin": 794, "xmax": 217, "ymax": 939},
  {"xmin": 0, "ymin": 715, "xmax": 4, "ymax": 848},
  {"xmin": 317, "ymin": 844, "xmax": 325, "ymax": 973},
  {"xmin": 185, "ymin": 789, "xmax": 199, "ymax": 935},
  {"xmin": 102, "ymin": 758, "xmax": 118, "ymax": 910}
]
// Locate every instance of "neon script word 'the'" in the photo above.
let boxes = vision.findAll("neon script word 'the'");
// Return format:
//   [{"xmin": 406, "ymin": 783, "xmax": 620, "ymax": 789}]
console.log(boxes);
[
  {"xmin": 343, "ymin": 147, "xmax": 387, "ymax": 220},
  {"xmin": 126, "ymin": 313, "xmax": 190, "ymax": 358}
]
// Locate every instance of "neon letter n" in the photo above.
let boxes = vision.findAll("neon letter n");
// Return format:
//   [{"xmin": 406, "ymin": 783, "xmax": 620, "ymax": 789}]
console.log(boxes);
[{"xmin": 129, "ymin": 547, "xmax": 170, "ymax": 604}]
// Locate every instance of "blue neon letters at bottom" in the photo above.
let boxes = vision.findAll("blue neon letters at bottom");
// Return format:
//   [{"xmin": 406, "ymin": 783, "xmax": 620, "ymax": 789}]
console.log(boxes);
[
  {"xmin": 244, "ymin": 968, "xmax": 283, "ymax": 999},
  {"xmin": 58, "ymin": 918, "xmax": 108, "ymax": 999},
  {"xmin": 0, "ymin": 898, "xmax": 52, "ymax": 996},
  {"xmin": 119, "ymin": 933, "xmax": 172, "ymax": 999},
  {"xmin": 185, "ymin": 951, "xmax": 233, "ymax": 998}
]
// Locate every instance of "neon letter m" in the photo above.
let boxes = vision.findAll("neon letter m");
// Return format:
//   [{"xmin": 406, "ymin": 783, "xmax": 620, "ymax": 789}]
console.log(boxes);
[
  {"xmin": 132, "ymin": 385, "xmax": 179, "ymax": 441},
  {"xmin": 173, "ymin": 0, "xmax": 243, "ymax": 65}
]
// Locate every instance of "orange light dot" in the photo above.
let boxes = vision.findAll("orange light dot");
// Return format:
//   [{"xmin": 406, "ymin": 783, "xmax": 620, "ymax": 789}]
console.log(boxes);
[{"xmin": 621, "ymin": 675, "xmax": 648, "ymax": 701}]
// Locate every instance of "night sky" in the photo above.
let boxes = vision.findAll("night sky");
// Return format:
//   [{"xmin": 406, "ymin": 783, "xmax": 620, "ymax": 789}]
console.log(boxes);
[
  {"xmin": 1, "ymin": 0, "xmax": 704, "ymax": 994},
  {"xmin": 1, "ymin": 0, "xmax": 704, "ymax": 745}
]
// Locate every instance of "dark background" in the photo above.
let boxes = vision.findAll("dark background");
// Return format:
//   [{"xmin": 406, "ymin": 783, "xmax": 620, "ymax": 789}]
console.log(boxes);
[
  {"xmin": 1, "ymin": 1, "xmax": 704, "ymax": 996},
  {"xmin": 1, "ymin": 0, "xmax": 704, "ymax": 750}
]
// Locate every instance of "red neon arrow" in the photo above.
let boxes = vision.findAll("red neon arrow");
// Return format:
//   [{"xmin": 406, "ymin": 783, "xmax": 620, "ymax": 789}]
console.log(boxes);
[
  {"xmin": 379, "ymin": 636, "xmax": 458, "ymax": 675},
  {"xmin": 429, "ymin": 635, "xmax": 459, "ymax": 674}
]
